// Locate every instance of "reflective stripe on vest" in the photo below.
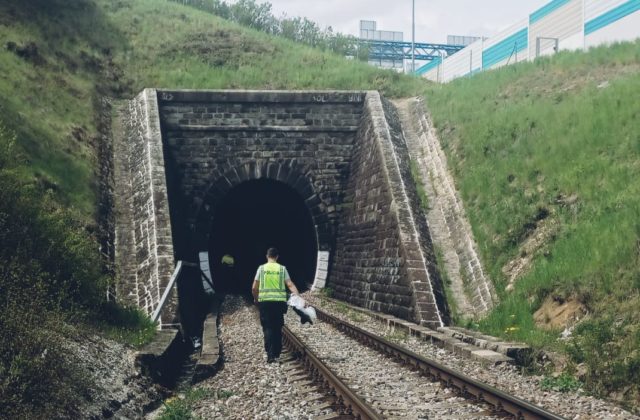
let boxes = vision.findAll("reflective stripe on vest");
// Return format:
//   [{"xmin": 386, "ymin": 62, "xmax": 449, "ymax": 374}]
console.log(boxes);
[{"xmin": 258, "ymin": 262, "xmax": 287, "ymax": 302}]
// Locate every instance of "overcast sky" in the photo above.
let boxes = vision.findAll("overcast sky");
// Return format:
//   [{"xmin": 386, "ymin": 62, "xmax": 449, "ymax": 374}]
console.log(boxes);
[{"xmin": 264, "ymin": 0, "xmax": 550, "ymax": 44}]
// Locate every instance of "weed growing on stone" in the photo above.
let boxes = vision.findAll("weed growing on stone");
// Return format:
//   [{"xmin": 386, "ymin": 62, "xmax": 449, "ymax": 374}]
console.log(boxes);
[
  {"xmin": 384, "ymin": 329, "xmax": 409, "ymax": 343},
  {"xmin": 334, "ymin": 302, "xmax": 350, "ymax": 315},
  {"xmin": 216, "ymin": 389, "xmax": 234, "ymax": 399},
  {"xmin": 320, "ymin": 287, "xmax": 334, "ymax": 298},
  {"xmin": 434, "ymin": 246, "xmax": 459, "ymax": 322},
  {"xmin": 348, "ymin": 311, "xmax": 366, "ymax": 323},
  {"xmin": 159, "ymin": 388, "xmax": 213, "ymax": 420},
  {"xmin": 409, "ymin": 159, "xmax": 429, "ymax": 210},
  {"xmin": 540, "ymin": 373, "xmax": 582, "ymax": 393}
]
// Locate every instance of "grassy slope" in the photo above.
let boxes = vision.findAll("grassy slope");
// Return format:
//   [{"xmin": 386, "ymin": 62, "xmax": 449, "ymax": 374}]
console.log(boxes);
[
  {"xmin": 424, "ymin": 41, "xmax": 640, "ymax": 402},
  {"xmin": 0, "ymin": 0, "xmax": 122, "ymax": 217},
  {"xmin": 0, "ymin": 1, "xmax": 424, "ymax": 416},
  {"xmin": 105, "ymin": 0, "xmax": 423, "ymax": 95},
  {"xmin": 3, "ymin": 0, "xmax": 639, "ymax": 409},
  {"xmin": 0, "ymin": 0, "xmax": 424, "ymax": 221}
]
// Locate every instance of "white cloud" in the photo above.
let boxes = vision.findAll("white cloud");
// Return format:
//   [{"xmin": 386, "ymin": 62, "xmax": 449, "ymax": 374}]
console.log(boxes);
[{"xmin": 263, "ymin": 0, "xmax": 550, "ymax": 43}]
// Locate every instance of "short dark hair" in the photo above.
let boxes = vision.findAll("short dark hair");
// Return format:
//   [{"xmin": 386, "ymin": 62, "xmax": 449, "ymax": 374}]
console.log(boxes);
[{"xmin": 266, "ymin": 247, "xmax": 279, "ymax": 258}]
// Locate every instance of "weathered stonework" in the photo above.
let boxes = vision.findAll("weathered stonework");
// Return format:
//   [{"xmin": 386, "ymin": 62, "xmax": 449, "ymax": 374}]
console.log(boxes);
[
  {"xmin": 394, "ymin": 97, "xmax": 496, "ymax": 317},
  {"xmin": 157, "ymin": 90, "xmax": 363, "ymax": 260},
  {"xmin": 331, "ymin": 93, "xmax": 449, "ymax": 328},
  {"xmin": 114, "ymin": 89, "xmax": 451, "ymax": 329},
  {"xmin": 114, "ymin": 89, "xmax": 177, "ymax": 327}
]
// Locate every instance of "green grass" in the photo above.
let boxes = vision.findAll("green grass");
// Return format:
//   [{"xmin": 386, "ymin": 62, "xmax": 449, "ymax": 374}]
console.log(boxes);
[
  {"xmin": 409, "ymin": 158, "xmax": 430, "ymax": 210},
  {"xmin": 4, "ymin": 0, "xmax": 640, "ymax": 411},
  {"xmin": 0, "ymin": 0, "xmax": 126, "ymax": 218},
  {"xmin": 0, "ymin": 0, "xmax": 427, "ymax": 222},
  {"xmin": 424, "ymin": 40, "xmax": 640, "ymax": 405},
  {"xmin": 159, "ymin": 387, "xmax": 223, "ymax": 420},
  {"xmin": 94, "ymin": 303, "xmax": 158, "ymax": 348},
  {"xmin": 103, "ymin": 0, "xmax": 424, "ymax": 96}
]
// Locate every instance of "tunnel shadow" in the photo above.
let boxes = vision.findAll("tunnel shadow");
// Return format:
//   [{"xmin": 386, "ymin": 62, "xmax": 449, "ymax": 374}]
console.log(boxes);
[
  {"xmin": 173, "ymin": 178, "xmax": 319, "ymax": 365},
  {"xmin": 208, "ymin": 179, "xmax": 318, "ymax": 296}
]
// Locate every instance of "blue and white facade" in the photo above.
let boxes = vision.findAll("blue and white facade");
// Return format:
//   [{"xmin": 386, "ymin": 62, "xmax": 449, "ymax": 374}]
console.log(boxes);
[{"xmin": 419, "ymin": 0, "xmax": 640, "ymax": 82}]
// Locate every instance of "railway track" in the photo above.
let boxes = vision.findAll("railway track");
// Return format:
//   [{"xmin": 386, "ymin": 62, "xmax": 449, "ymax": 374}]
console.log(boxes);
[
  {"xmin": 282, "ymin": 326, "xmax": 382, "ymax": 420},
  {"xmin": 283, "ymin": 306, "xmax": 565, "ymax": 420}
]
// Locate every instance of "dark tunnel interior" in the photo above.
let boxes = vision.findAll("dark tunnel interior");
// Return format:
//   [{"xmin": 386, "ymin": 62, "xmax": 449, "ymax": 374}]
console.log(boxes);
[{"xmin": 208, "ymin": 179, "xmax": 318, "ymax": 296}]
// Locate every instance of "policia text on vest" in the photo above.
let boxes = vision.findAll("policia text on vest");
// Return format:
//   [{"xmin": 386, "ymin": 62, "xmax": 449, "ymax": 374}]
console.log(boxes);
[{"xmin": 252, "ymin": 247, "xmax": 300, "ymax": 363}]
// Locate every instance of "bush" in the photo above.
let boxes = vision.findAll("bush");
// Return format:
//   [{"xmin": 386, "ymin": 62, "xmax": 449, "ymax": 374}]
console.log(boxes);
[
  {"xmin": 170, "ymin": 0, "xmax": 361, "ymax": 56},
  {"xmin": 567, "ymin": 316, "xmax": 640, "ymax": 397},
  {"xmin": 0, "ymin": 302, "xmax": 89, "ymax": 419},
  {"xmin": 0, "ymin": 121, "xmax": 112, "ymax": 417}
]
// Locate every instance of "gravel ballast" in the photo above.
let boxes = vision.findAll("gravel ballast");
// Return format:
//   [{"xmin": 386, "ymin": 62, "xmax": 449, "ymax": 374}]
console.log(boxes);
[
  {"xmin": 306, "ymin": 293, "xmax": 638, "ymax": 420},
  {"xmin": 190, "ymin": 296, "xmax": 336, "ymax": 419}
]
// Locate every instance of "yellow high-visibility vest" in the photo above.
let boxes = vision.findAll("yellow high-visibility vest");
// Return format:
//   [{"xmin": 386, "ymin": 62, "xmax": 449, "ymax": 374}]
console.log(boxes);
[{"xmin": 258, "ymin": 262, "xmax": 287, "ymax": 302}]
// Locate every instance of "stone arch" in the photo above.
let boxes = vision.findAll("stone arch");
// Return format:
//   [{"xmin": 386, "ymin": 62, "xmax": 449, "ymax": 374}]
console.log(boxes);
[{"xmin": 191, "ymin": 160, "xmax": 332, "ymax": 257}]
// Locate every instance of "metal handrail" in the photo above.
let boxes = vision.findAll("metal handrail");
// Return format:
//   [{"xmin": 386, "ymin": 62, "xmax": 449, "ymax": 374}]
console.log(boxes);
[{"xmin": 151, "ymin": 260, "xmax": 183, "ymax": 323}]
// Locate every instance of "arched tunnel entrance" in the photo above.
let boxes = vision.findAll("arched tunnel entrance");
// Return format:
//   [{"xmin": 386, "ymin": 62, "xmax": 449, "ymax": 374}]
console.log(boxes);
[{"xmin": 208, "ymin": 179, "xmax": 318, "ymax": 296}]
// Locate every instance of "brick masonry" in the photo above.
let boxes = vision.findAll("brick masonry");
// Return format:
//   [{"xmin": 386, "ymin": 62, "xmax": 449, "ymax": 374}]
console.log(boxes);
[{"xmin": 114, "ymin": 89, "xmax": 450, "ymax": 328}]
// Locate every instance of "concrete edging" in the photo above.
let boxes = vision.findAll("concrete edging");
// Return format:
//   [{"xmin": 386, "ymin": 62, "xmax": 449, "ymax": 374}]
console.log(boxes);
[{"xmin": 320, "ymin": 296, "xmax": 529, "ymax": 366}]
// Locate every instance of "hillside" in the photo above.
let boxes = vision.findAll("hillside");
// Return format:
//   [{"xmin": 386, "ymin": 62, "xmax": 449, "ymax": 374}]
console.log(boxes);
[
  {"xmin": 0, "ymin": 0, "xmax": 423, "ymax": 219},
  {"xmin": 2, "ymin": 0, "xmax": 639, "ymax": 415},
  {"xmin": 424, "ymin": 41, "xmax": 640, "ymax": 406},
  {"xmin": 0, "ymin": 0, "xmax": 425, "ymax": 417}
]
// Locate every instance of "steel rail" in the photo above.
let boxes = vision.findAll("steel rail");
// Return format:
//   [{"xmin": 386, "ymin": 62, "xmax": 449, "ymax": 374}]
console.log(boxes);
[
  {"xmin": 315, "ymin": 308, "xmax": 565, "ymax": 420},
  {"xmin": 281, "ymin": 326, "xmax": 383, "ymax": 420}
]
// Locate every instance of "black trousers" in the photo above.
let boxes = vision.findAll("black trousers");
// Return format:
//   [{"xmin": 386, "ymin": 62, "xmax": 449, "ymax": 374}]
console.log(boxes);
[{"xmin": 259, "ymin": 301, "xmax": 287, "ymax": 359}]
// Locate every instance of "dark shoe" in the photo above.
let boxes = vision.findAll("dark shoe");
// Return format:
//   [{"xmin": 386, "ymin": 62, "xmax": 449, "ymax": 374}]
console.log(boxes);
[{"xmin": 267, "ymin": 357, "xmax": 276, "ymax": 363}]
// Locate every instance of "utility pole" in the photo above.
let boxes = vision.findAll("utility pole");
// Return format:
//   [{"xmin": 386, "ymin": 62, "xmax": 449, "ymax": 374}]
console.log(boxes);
[{"xmin": 411, "ymin": 0, "xmax": 416, "ymax": 73}]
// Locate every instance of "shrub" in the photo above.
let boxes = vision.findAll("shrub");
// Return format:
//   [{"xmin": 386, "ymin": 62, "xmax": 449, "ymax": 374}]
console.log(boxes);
[
  {"xmin": 567, "ymin": 316, "xmax": 640, "ymax": 397},
  {"xmin": 0, "ymin": 121, "xmax": 112, "ymax": 417},
  {"xmin": 540, "ymin": 373, "xmax": 582, "ymax": 393}
]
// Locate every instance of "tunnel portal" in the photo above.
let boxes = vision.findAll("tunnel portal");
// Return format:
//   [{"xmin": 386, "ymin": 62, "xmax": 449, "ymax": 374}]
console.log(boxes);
[
  {"xmin": 115, "ymin": 89, "xmax": 450, "ymax": 330},
  {"xmin": 208, "ymin": 179, "xmax": 318, "ymax": 295}
]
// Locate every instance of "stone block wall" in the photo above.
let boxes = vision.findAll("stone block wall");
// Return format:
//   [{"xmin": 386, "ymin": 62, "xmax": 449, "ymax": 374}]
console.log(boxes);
[
  {"xmin": 156, "ymin": 90, "xmax": 364, "ymax": 261},
  {"xmin": 113, "ymin": 89, "xmax": 177, "ymax": 327},
  {"xmin": 113, "ymin": 89, "xmax": 451, "ymax": 329},
  {"xmin": 330, "ymin": 92, "xmax": 449, "ymax": 328}
]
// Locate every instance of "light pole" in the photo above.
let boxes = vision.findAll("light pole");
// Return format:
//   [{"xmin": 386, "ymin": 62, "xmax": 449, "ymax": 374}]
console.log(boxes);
[{"xmin": 411, "ymin": 0, "xmax": 415, "ymax": 73}]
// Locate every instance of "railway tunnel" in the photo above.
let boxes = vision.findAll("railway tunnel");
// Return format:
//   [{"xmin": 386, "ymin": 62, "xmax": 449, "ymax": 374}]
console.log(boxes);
[
  {"xmin": 113, "ymin": 89, "xmax": 450, "ymax": 332},
  {"xmin": 208, "ymin": 178, "xmax": 318, "ymax": 295}
]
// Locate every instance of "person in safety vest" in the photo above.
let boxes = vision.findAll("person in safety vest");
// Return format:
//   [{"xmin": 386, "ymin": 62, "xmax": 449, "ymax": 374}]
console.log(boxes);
[{"xmin": 251, "ymin": 247, "xmax": 299, "ymax": 363}]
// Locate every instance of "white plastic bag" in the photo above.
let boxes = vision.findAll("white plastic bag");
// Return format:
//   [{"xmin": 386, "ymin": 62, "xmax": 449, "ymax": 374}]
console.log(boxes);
[
  {"xmin": 287, "ymin": 295, "xmax": 317, "ymax": 321},
  {"xmin": 287, "ymin": 294, "xmax": 306, "ymax": 310},
  {"xmin": 302, "ymin": 306, "xmax": 317, "ymax": 321}
]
